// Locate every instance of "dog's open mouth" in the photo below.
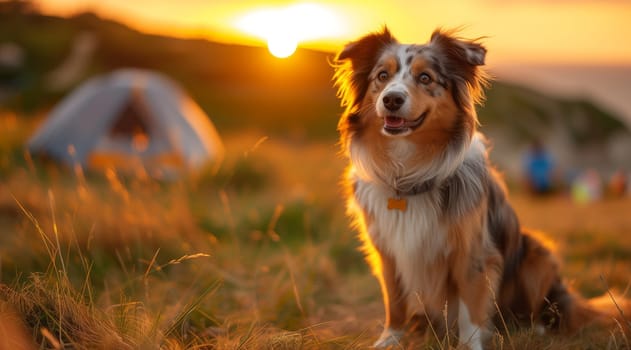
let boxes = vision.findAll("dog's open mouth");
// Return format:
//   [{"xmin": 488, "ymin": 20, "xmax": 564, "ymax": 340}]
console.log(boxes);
[{"xmin": 383, "ymin": 111, "xmax": 428, "ymax": 135}]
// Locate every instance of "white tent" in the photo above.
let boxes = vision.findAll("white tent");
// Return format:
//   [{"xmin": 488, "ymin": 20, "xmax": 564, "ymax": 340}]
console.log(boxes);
[{"xmin": 28, "ymin": 69, "xmax": 224, "ymax": 178}]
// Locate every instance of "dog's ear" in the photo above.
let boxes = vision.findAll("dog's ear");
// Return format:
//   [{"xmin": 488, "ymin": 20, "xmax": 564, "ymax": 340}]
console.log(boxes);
[
  {"xmin": 334, "ymin": 27, "xmax": 397, "ymax": 111},
  {"xmin": 429, "ymin": 30, "xmax": 486, "ymax": 66},
  {"xmin": 428, "ymin": 29, "xmax": 489, "ymax": 110},
  {"xmin": 337, "ymin": 27, "xmax": 396, "ymax": 62}
]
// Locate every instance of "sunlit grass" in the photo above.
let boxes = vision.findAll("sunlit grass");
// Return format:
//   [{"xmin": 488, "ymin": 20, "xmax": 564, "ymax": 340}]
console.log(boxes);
[{"xmin": 0, "ymin": 115, "xmax": 630, "ymax": 348}]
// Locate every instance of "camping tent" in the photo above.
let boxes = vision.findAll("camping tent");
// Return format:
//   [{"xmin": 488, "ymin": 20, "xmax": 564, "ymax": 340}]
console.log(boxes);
[{"xmin": 28, "ymin": 69, "xmax": 224, "ymax": 178}]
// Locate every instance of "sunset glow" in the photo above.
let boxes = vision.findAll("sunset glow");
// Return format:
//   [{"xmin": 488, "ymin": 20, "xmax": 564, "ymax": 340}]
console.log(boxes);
[
  {"xmin": 235, "ymin": 3, "xmax": 346, "ymax": 58},
  {"xmin": 35, "ymin": 0, "xmax": 631, "ymax": 64}
]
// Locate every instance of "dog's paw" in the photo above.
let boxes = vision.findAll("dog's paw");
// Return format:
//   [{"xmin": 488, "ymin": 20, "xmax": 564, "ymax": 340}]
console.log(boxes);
[{"xmin": 372, "ymin": 328, "xmax": 404, "ymax": 348}]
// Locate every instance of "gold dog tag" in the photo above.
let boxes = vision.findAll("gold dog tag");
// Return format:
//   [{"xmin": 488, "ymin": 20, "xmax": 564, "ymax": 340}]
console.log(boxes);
[{"xmin": 387, "ymin": 197, "xmax": 407, "ymax": 211}]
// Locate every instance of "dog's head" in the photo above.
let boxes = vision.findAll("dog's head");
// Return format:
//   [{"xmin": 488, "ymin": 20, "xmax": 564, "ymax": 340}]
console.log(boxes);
[{"xmin": 334, "ymin": 28, "xmax": 488, "ymax": 146}]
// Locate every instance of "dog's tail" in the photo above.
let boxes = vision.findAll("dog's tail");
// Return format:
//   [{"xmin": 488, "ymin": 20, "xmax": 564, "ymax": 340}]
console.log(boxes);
[
  {"xmin": 500, "ymin": 229, "xmax": 631, "ymax": 335},
  {"xmin": 542, "ymin": 279, "xmax": 631, "ymax": 334}
]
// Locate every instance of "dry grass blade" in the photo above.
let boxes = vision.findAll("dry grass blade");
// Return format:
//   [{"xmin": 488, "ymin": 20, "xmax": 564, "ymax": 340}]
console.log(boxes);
[
  {"xmin": 283, "ymin": 248, "xmax": 305, "ymax": 318},
  {"xmin": 159, "ymin": 253, "xmax": 211, "ymax": 271},
  {"xmin": 266, "ymin": 204, "xmax": 283, "ymax": 242},
  {"xmin": 612, "ymin": 318, "xmax": 630, "ymax": 349},
  {"xmin": 487, "ymin": 273, "xmax": 516, "ymax": 350},
  {"xmin": 40, "ymin": 327, "xmax": 61, "ymax": 349},
  {"xmin": 162, "ymin": 280, "xmax": 221, "ymax": 339},
  {"xmin": 11, "ymin": 194, "xmax": 57, "ymax": 269},
  {"xmin": 600, "ymin": 275, "xmax": 631, "ymax": 332},
  {"xmin": 47, "ymin": 190, "xmax": 67, "ymax": 279},
  {"xmin": 143, "ymin": 248, "xmax": 161, "ymax": 279},
  {"xmin": 235, "ymin": 321, "xmax": 258, "ymax": 350}
]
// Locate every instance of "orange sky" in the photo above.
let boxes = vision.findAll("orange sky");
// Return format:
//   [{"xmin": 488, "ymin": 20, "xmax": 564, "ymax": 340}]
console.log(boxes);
[{"xmin": 36, "ymin": 0, "xmax": 631, "ymax": 65}]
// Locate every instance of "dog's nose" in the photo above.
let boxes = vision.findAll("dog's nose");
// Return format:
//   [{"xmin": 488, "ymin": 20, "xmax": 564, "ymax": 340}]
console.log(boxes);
[{"xmin": 382, "ymin": 92, "xmax": 406, "ymax": 111}]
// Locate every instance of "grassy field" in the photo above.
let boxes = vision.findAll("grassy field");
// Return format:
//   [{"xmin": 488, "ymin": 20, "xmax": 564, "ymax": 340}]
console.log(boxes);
[{"xmin": 1, "ymin": 113, "xmax": 630, "ymax": 349}]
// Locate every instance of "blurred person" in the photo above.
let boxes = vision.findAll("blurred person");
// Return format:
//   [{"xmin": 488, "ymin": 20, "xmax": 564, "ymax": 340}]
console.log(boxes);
[
  {"xmin": 572, "ymin": 169, "xmax": 603, "ymax": 204},
  {"xmin": 607, "ymin": 170, "xmax": 627, "ymax": 197},
  {"xmin": 523, "ymin": 139, "xmax": 555, "ymax": 194}
]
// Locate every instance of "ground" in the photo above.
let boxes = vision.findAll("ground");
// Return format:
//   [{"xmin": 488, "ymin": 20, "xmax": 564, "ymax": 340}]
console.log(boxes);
[{"xmin": 0, "ymin": 117, "xmax": 630, "ymax": 349}]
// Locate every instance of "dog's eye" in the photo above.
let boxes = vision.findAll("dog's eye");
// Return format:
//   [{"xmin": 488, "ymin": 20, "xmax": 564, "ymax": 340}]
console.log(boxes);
[
  {"xmin": 377, "ymin": 71, "xmax": 389, "ymax": 82},
  {"xmin": 417, "ymin": 73, "xmax": 432, "ymax": 85}
]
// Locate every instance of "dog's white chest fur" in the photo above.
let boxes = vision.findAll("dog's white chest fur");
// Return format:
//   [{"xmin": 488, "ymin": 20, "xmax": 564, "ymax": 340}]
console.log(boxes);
[
  {"xmin": 352, "ymin": 178, "xmax": 451, "ymax": 309},
  {"xmin": 349, "ymin": 135, "xmax": 487, "ymax": 312},
  {"xmin": 354, "ymin": 182, "xmax": 448, "ymax": 260}
]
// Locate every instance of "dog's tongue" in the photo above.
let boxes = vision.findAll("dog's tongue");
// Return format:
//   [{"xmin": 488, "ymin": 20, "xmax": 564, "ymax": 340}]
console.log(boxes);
[{"xmin": 385, "ymin": 116, "xmax": 405, "ymax": 128}]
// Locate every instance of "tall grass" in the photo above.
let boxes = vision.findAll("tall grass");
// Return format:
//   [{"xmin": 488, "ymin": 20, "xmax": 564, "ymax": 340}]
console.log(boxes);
[
  {"xmin": 2, "ymin": 176, "xmax": 219, "ymax": 348},
  {"xmin": 1, "ymin": 115, "xmax": 630, "ymax": 348}
]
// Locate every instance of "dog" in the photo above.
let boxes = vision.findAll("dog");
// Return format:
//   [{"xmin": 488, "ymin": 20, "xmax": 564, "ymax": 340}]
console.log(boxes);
[{"xmin": 333, "ymin": 28, "xmax": 629, "ymax": 349}]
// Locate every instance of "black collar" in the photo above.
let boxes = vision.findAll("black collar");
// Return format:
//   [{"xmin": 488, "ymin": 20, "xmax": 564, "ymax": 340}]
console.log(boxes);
[{"xmin": 394, "ymin": 179, "xmax": 435, "ymax": 197}]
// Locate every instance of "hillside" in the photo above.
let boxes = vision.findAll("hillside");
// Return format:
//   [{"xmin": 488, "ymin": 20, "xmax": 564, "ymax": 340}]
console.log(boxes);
[
  {"xmin": 1, "ymin": 6, "xmax": 630, "ymax": 173},
  {"xmin": 0, "ymin": 7, "xmax": 340, "ymax": 139},
  {"xmin": 481, "ymin": 83, "xmax": 631, "ymax": 176}
]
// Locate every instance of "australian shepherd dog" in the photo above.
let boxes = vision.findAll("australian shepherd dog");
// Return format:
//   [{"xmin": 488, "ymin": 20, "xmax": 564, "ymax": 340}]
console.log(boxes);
[{"xmin": 334, "ymin": 28, "xmax": 629, "ymax": 349}]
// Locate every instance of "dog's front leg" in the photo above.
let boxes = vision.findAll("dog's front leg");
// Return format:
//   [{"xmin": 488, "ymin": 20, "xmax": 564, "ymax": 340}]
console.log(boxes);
[
  {"xmin": 455, "ymin": 249, "xmax": 502, "ymax": 350},
  {"xmin": 457, "ymin": 298, "xmax": 484, "ymax": 350},
  {"xmin": 373, "ymin": 250, "xmax": 407, "ymax": 348}
]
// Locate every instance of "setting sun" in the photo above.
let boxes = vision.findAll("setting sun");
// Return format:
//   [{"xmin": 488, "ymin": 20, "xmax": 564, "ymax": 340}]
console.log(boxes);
[
  {"xmin": 267, "ymin": 35, "xmax": 297, "ymax": 58},
  {"xmin": 235, "ymin": 3, "xmax": 345, "ymax": 58}
]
